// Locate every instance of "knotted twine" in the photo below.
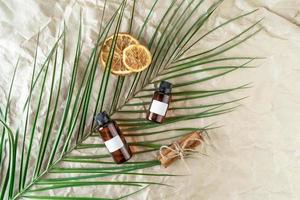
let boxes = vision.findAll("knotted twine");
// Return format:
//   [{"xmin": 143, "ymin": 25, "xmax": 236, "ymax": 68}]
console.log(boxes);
[{"xmin": 158, "ymin": 131, "xmax": 207, "ymax": 169}]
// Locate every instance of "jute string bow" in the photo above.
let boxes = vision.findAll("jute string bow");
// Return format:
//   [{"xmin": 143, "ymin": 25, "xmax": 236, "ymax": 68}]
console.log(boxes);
[{"xmin": 158, "ymin": 132, "xmax": 207, "ymax": 169}]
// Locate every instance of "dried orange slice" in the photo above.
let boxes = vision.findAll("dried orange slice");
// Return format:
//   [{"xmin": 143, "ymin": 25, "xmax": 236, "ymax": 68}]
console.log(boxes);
[
  {"xmin": 100, "ymin": 33, "xmax": 139, "ymax": 75},
  {"xmin": 123, "ymin": 44, "xmax": 152, "ymax": 72}
]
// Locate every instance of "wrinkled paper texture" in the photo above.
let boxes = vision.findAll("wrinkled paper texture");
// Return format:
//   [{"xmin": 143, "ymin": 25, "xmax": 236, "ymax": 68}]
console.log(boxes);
[{"xmin": 0, "ymin": 0, "xmax": 300, "ymax": 199}]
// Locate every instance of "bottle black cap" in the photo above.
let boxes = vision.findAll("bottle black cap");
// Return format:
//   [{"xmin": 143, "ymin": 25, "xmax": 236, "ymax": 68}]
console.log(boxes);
[
  {"xmin": 158, "ymin": 81, "xmax": 172, "ymax": 94},
  {"xmin": 94, "ymin": 111, "xmax": 110, "ymax": 128}
]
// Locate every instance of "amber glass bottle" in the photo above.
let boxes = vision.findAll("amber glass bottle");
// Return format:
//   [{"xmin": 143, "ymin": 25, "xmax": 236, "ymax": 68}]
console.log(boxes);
[
  {"xmin": 94, "ymin": 111, "xmax": 132, "ymax": 164},
  {"xmin": 147, "ymin": 81, "xmax": 172, "ymax": 123}
]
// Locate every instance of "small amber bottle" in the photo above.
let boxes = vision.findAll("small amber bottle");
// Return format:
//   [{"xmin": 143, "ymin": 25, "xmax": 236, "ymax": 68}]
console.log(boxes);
[
  {"xmin": 94, "ymin": 111, "xmax": 132, "ymax": 164},
  {"xmin": 147, "ymin": 81, "xmax": 172, "ymax": 123}
]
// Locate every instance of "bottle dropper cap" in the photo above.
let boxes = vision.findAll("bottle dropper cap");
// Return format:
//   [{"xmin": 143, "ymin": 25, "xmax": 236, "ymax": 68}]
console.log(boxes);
[
  {"xmin": 94, "ymin": 111, "xmax": 110, "ymax": 127},
  {"xmin": 158, "ymin": 81, "xmax": 172, "ymax": 94}
]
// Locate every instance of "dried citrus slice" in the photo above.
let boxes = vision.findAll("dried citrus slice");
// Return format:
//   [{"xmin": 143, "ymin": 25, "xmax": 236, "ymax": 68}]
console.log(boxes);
[
  {"xmin": 100, "ymin": 33, "xmax": 139, "ymax": 75},
  {"xmin": 123, "ymin": 44, "xmax": 152, "ymax": 72}
]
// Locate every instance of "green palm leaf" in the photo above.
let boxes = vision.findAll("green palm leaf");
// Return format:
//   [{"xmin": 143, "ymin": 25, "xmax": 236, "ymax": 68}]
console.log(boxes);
[{"xmin": 0, "ymin": 0, "xmax": 262, "ymax": 199}]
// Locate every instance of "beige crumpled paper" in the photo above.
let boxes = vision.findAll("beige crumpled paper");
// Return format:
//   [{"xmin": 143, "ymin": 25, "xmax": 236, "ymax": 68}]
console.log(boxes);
[{"xmin": 1, "ymin": 0, "xmax": 300, "ymax": 199}]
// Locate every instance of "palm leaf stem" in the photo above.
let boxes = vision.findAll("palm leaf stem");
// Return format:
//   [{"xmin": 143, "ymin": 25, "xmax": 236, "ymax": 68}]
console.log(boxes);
[{"xmin": 13, "ymin": 3, "xmax": 128, "ymax": 198}]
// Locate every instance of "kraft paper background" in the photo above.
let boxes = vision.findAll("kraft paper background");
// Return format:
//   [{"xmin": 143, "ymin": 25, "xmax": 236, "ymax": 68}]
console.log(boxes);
[{"xmin": 0, "ymin": 0, "xmax": 300, "ymax": 199}]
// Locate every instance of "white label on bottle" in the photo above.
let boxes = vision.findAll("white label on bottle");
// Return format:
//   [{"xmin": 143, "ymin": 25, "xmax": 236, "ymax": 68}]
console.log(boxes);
[
  {"xmin": 104, "ymin": 135, "xmax": 124, "ymax": 153},
  {"xmin": 150, "ymin": 100, "xmax": 168, "ymax": 116}
]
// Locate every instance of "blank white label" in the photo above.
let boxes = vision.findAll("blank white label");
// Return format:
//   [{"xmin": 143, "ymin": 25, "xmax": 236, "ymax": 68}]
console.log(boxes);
[
  {"xmin": 150, "ymin": 100, "xmax": 168, "ymax": 116},
  {"xmin": 104, "ymin": 135, "xmax": 124, "ymax": 153}
]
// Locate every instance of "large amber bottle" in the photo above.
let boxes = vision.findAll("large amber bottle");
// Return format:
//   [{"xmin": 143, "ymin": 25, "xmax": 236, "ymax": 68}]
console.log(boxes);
[{"xmin": 94, "ymin": 111, "xmax": 132, "ymax": 164}]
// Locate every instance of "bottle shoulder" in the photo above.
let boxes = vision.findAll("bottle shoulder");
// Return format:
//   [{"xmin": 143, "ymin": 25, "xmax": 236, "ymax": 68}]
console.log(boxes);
[
  {"xmin": 154, "ymin": 91, "xmax": 171, "ymax": 97},
  {"xmin": 153, "ymin": 91, "xmax": 171, "ymax": 101}
]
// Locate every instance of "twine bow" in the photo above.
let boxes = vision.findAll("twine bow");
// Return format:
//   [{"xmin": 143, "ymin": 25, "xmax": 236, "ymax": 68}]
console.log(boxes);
[{"xmin": 159, "ymin": 136, "xmax": 204, "ymax": 172}]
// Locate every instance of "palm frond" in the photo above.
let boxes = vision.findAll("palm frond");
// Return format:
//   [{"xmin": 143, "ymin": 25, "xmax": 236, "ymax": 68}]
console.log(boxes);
[{"xmin": 0, "ymin": 0, "xmax": 262, "ymax": 199}]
